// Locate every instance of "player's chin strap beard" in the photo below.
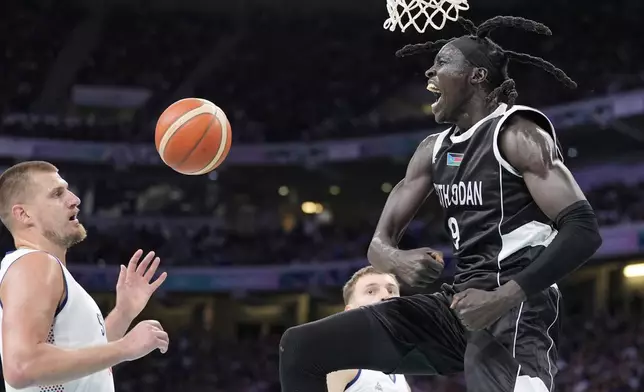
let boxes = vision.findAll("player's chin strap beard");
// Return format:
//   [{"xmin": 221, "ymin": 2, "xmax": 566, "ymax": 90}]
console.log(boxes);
[{"xmin": 43, "ymin": 229, "xmax": 81, "ymax": 249}]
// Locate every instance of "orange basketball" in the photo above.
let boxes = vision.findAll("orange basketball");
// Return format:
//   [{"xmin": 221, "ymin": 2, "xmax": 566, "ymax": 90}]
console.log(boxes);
[{"xmin": 155, "ymin": 98, "xmax": 232, "ymax": 175}]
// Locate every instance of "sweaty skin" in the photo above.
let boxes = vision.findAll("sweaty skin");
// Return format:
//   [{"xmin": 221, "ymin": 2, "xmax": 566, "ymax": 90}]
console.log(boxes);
[
  {"xmin": 369, "ymin": 37, "xmax": 599, "ymax": 329},
  {"xmin": 367, "ymin": 135, "xmax": 444, "ymax": 287},
  {"xmin": 368, "ymin": 110, "xmax": 592, "ymax": 328},
  {"xmin": 449, "ymin": 114, "xmax": 591, "ymax": 330}
]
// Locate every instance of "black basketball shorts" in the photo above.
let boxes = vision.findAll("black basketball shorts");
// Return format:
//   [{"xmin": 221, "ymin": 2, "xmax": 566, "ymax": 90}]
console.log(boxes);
[{"xmin": 366, "ymin": 285, "xmax": 561, "ymax": 392}]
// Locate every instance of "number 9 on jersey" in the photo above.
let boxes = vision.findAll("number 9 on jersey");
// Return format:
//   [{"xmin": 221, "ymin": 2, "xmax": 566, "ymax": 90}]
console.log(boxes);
[{"xmin": 448, "ymin": 217, "xmax": 460, "ymax": 250}]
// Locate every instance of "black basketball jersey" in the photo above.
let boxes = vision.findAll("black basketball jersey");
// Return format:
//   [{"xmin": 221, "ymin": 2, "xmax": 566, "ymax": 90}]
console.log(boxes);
[{"xmin": 430, "ymin": 104, "xmax": 561, "ymax": 292}]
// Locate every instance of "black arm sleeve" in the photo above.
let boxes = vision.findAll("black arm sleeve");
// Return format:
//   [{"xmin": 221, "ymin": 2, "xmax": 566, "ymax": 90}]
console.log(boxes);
[{"xmin": 513, "ymin": 200, "xmax": 602, "ymax": 296}]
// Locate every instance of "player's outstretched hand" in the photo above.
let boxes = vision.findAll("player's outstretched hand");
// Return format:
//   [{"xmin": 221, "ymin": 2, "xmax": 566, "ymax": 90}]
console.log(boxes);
[
  {"xmin": 391, "ymin": 247, "xmax": 444, "ymax": 287},
  {"xmin": 115, "ymin": 249, "xmax": 168, "ymax": 321},
  {"xmin": 450, "ymin": 281, "xmax": 525, "ymax": 331},
  {"xmin": 119, "ymin": 320, "xmax": 169, "ymax": 361}
]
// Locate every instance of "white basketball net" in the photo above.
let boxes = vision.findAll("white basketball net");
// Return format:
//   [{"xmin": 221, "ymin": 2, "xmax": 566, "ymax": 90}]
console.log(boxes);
[{"xmin": 383, "ymin": 0, "xmax": 470, "ymax": 33}]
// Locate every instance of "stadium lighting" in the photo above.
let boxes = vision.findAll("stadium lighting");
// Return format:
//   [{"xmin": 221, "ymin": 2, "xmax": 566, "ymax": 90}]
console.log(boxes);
[
  {"xmin": 329, "ymin": 185, "xmax": 340, "ymax": 195},
  {"xmin": 278, "ymin": 186, "xmax": 289, "ymax": 196},
  {"xmin": 381, "ymin": 182, "xmax": 393, "ymax": 193},
  {"xmin": 301, "ymin": 202, "xmax": 316, "ymax": 214},
  {"xmin": 623, "ymin": 263, "xmax": 644, "ymax": 278},
  {"xmin": 301, "ymin": 202, "xmax": 324, "ymax": 214}
]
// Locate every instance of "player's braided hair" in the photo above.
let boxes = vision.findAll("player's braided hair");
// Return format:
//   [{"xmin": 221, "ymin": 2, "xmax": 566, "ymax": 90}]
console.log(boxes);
[{"xmin": 396, "ymin": 16, "xmax": 577, "ymax": 107}]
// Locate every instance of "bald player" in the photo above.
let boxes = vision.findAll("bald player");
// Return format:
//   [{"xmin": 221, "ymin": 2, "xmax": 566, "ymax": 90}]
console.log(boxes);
[
  {"xmin": 326, "ymin": 266, "xmax": 411, "ymax": 392},
  {"xmin": 0, "ymin": 161, "xmax": 169, "ymax": 392}
]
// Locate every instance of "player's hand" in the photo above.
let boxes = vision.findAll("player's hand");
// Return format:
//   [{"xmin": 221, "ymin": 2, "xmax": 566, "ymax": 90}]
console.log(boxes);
[
  {"xmin": 391, "ymin": 247, "xmax": 444, "ymax": 287},
  {"xmin": 120, "ymin": 320, "xmax": 169, "ymax": 361},
  {"xmin": 450, "ymin": 281, "xmax": 526, "ymax": 331},
  {"xmin": 115, "ymin": 250, "xmax": 168, "ymax": 321}
]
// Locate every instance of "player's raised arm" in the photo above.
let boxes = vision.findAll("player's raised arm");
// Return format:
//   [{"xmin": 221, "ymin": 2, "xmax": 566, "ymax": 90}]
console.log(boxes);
[
  {"xmin": 104, "ymin": 249, "xmax": 167, "ymax": 342},
  {"xmin": 0, "ymin": 252, "xmax": 168, "ymax": 389},
  {"xmin": 500, "ymin": 115, "xmax": 602, "ymax": 297},
  {"xmin": 368, "ymin": 135, "xmax": 444, "ymax": 286}
]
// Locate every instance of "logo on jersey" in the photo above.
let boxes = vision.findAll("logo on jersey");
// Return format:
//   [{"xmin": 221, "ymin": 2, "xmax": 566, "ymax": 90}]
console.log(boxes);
[
  {"xmin": 447, "ymin": 153, "xmax": 464, "ymax": 167},
  {"xmin": 375, "ymin": 382, "xmax": 383, "ymax": 391}
]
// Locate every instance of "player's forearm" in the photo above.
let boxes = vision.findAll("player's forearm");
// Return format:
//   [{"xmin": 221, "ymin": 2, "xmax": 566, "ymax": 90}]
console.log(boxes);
[
  {"xmin": 105, "ymin": 307, "xmax": 133, "ymax": 341},
  {"xmin": 369, "ymin": 178, "xmax": 434, "ymax": 271},
  {"xmin": 6, "ymin": 341, "xmax": 126, "ymax": 389},
  {"xmin": 105, "ymin": 307, "xmax": 134, "ymax": 342},
  {"xmin": 368, "ymin": 235, "xmax": 399, "ymax": 273},
  {"xmin": 512, "ymin": 200, "xmax": 602, "ymax": 297},
  {"xmin": 368, "ymin": 181, "xmax": 409, "ymax": 271}
]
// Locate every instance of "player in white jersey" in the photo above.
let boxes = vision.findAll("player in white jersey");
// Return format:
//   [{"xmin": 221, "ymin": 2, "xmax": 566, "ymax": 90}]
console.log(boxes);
[
  {"xmin": 0, "ymin": 161, "xmax": 169, "ymax": 392},
  {"xmin": 326, "ymin": 266, "xmax": 411, "ymax": 392}
]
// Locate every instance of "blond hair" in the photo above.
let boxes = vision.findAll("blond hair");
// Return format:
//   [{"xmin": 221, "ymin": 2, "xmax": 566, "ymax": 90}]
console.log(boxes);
[
  {"xmin": 0, "ymin": 161, "xmax": 58, "ymax": 228},
  {"xmin": 342, "ymin": 266, "xmax": 399, "ymax": 305}
]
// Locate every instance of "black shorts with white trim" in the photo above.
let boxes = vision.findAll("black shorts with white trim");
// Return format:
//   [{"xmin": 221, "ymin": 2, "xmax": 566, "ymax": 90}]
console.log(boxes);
[{"xmin": 367, "ymin": 285, "xmax": 561, "ymax": 392}]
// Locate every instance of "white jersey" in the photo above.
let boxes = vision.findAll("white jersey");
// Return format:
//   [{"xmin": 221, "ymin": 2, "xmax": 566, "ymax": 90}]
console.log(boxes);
[
  {"xmin": 345, "ymin": 369, "xmax": 409, "ymax": 392},
  {"xmin": 0, "ymin": 249, "xmax": 115, "ymax": 392}
]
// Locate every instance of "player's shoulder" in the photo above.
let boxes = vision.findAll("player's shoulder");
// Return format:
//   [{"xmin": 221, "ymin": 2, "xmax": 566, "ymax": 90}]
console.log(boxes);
[
  {"xmin": 419, "ymin": 127, "xmax": 451, "ymax": 148},
  {"xmin": 328, "ymin": 368, "xmax": 359, "ymax": 380},
  {"xmin": 1, "ymin": 250, "xmax": 62, "ymax": 286},
  {"xmin": 327, "ymin": 368, "xmax": 360, "ymax": 391},
  {"xmin": 497, "ymin": 103, "xmax": 553, "ymax": 139},
  {"xmin": 499, "ymin": 104, "xmax": 553, "ymax": 134},
  {"xmin": 3, "ymin": 249, "xmax": 59, "ymax": 266},
  {"xmin": 0, "ymin": 250, "xmax": 65, "ymax": 311},
  {"xmin": 414, "ymin": 128, "xmax": 452, "ymax": 165},
  {"xmin": 350, "ymin": 370, "xmax": 409, "ymax": 391},
  {"xmin": 498, "ymin": 118, "xmax": 559, "ymax": 176}
]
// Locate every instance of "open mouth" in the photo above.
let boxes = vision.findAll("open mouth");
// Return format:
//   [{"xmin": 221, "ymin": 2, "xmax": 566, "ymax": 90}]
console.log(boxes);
[
  {"xmin": 427, "ymin": 81, "xmax": 442, "ymax": 109},
  {"xmin": 69, "ymin": 213, "xmax": 78, "ymax": 222}
]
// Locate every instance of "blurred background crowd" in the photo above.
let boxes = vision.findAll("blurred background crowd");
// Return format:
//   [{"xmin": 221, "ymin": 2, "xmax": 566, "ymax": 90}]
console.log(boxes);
[{"xmin": 2, "ymin": 0, "xmax": 644, "ymax": 390}]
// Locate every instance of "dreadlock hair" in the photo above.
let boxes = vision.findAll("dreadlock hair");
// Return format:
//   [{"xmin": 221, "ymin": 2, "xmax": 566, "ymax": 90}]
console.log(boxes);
[{"xmin": 396, "ymin": 16, "xmax": 577, "ymax": 108}]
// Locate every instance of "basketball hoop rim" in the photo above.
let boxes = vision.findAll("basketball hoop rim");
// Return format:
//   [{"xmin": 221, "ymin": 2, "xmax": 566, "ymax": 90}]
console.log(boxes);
[{"xmin": 383, "ymin": 0, "xmax": 470, "ymax": 33}]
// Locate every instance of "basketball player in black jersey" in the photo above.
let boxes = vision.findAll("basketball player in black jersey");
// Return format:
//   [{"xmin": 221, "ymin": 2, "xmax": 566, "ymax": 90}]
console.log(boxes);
[{"xmin": 279, "ymin": 16, "xmax": 602, "ymax": 392}]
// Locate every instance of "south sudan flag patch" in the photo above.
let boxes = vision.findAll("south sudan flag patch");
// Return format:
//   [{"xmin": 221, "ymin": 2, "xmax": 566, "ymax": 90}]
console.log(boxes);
[{"xmin": 447, "ymin": 153, "xmax": 464, "ymax": 167}]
